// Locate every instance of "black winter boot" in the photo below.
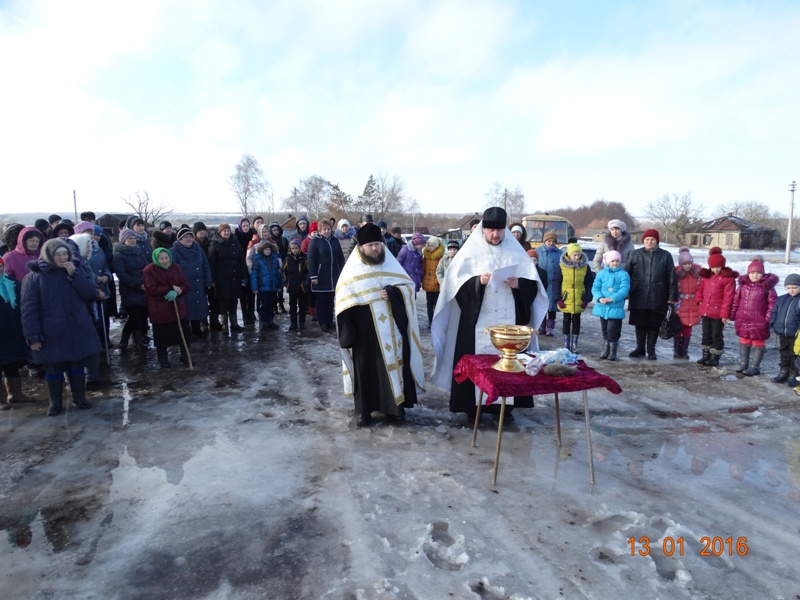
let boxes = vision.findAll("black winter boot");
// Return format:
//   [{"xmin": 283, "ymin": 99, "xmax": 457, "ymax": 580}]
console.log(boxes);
[
  {"xmin": 772, "ymin": 368, "xmax": 789, "ymax": 382},
  {"xmin": 743, "ymin": 346, "xmax": 764, "ymax": 376},
  {"xmin": 786, "ymin": 366, "xmax": 798, "ymax": 387},
  {"xmin": 157, "ymin": 348, "xmax": 171, "ymax": 369},
  {"xmin": 629, "ymin": 328, "xmax": 646, "ymax": 357},
  {"xmin": 735, "ymin": 345, "xmax": 751, "ymax": 373},
  {"xmin": 707, "ymin": 350, "xmax": 721, "ymax": 367},
  {"xmin": 46, "ymin": 378, "xmax": 64, "ymax": 416},
  {"xmin": 646, "ymin": 330, "xmax": 657, "ymax": 360},
  {"xmin": 608, "ymin": 342, "xmax": 619, "ymax": 361},
  {"xmin": 681, "ymin": 336, "xmax": 691, "ymax": 359},
  {"xmin": 697, "ymin": 346, "xmax": 711, "ymax": 365},
  {"xmin": 67, "ymin": 372, "xmax": 92, "ymax": 409},
  {"xmin": 599, "ymin": 341, "xmax": 610, "ymax": 360},
  {"xmin": 673, "ymin": 335, "xmax": 683, "ymax": 359}
]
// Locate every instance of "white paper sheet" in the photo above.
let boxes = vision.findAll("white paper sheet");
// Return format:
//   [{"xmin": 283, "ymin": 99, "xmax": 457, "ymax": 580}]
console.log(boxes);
[{"xmin": 489, "ymin": 263, "xmax": 520, "ymax": 293}]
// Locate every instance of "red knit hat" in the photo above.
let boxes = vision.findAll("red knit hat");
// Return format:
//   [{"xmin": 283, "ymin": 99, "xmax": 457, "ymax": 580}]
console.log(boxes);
[
  {"xmin": 707, "ymin": 247, "xmax": 726, "ymax": 268},
  {"xmin": 526, "ymin": 248, "xmax": 538, "ymax": 259},
  {"xmin": 309, "ymin": 222, "xmax": 318, "ymax": 234},
  {"xmin": 747, "ymin": 255, "xmax": 765, "ymax": 274},
  {"xmin": 642, "ymin": 229, "xmax": 659, "ymax": 243}
]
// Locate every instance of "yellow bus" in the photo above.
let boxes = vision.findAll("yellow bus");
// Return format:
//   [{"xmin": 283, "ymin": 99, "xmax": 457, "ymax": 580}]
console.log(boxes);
[{"xmin": 521, "ymin": 214, "xmax": 575, "ymax": 247}]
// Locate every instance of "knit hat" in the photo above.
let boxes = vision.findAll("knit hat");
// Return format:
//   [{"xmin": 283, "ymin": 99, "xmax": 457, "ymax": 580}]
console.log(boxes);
[
  {"xmin": 607, "ymin": 219, "xmax": 626, "ymax": 232},
  {"xmin": 48, "ymin": 214, "xmax": 62, "ymax": 225},
  {"xmin": 217, "ymin": 223, "xmax": 231, "ymax": 234},
  {"xmin": 376, "ymin": 221, "xmax": 387, "ymax": 229},
  {"xmin": 678, "ymin": 246, "xmax": 693, "ymax": 265},
  {"xmin": 543, "ymin": 232, "xmax": 558, "ymax": 244},
  {"xmin": 707, "ymin": 247, "xmax": 726, "ymax": 268},
  {"xmin": 69, "ymin": 233, "xmax": 92, "ymax": 258},
  {"xmin": 603, "ymin": 250, "xmax": 621, "ymax": 264},
  {"xmin": 126, "ymin": 215, "xmax": 144, "ymax": 229},
  {"xmin": 34, "ymin": 218, "xmax": 50, "ymax": 232},
  {"xmin": 447, "ymin": 240, "xmax": 460, "ymax": 250},
  {"xmin": 51, "ymin": 222, "xmax": 74, "ymax": 238},
  {"xmin": 511, "ymin": 224, "xmax": 525, "ymax": 235},
  {"xmin": 119, "ymin": 229, "xmax": 136, "ymax": 243},
  {"xmin": 426, "ymin": 236, "xmax": 441, "ymax": 248},
  {"xmin": 192, "ymin": 221, "xmax": 207, "ymax": 234},
  {"xmin": 642, "ymin": 229, "xmax": 660, "ymax": 243},
  {"xmin": 309, "ymin": 222, "xmax": 319, "ymax": 234},
  {"xmin": 526, "ymin": 248, "xmax": 538, "ymax": 258},
  {"xmin": 176, "ymin": 227, "xmax": 193, "ymax": 240},
  {"xmin": 747, "ymin": 255, "xmax": 765, "ymax": 274},
  {"xmin": 258, "ymin": 224, "xmax": 270, "ymax": 237},
  {"xmin": 159, "ymin": 221, "xmax": 172, "ymax": 231},
  {"xmin": 482, "ymin": 207, "xmax": 507, "ymax": 229},
  {"xmin": 566, "ymin": 242, "xmax": 582, "ymax": 256},
  {"xmin": 93, "ymin": 225, "xmax": 103, "ymax": 236},
  {"xmin": 40, "ymin": 238, "xmax": 73, "ymax": 264},
  {"xmin": 289, "ymin": 238, "xmax": 301, "ymax": 248},
  {"xmin": 785, "ymin": 274, "xmax": 800, "ymax": 287},
  {"xmin": 391, "ymin": 226, "xmax": 402, "ymax": 234},
  {"xmin": 469, "ymin": 218, "xmax": 480, "ymax": 229},
  {"xmin": 74, "ymin": 221, "xmax": 95, "ymax": 234},
  {"xmin": 411, "ymin": 232, "xmax": 426, "ymax": 246},
  {"xmin": 355, "ymin": 223, "xmax": 383, "ymax": 245}
]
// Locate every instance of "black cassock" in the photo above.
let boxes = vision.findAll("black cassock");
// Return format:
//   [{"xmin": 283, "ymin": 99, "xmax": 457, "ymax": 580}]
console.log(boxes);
[
  {"xmin": 449, "ymin": 275, "xmax": 538, "ymax": 414},
  {"xmin": 338, "ymin": 286, "xmax": 418, "ymax": 417}
]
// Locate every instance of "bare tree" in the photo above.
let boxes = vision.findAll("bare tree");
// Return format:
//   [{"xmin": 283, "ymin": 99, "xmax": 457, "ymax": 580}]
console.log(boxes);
[
  {"xmin": 229, "ymin": 153, "xmax": 271, "ymax": 219},
  {"xmin": 714, "ymin": 201, "xmax": 773, "ymax": 225},
  {"xmin": 326, "ymin": 182, "xmax": 354, "ymax": 219},
  {"xmin": 121, "ymin": 190, "xmax": 172, "ymax": 227},
  {"xmin": 281, "ymin": 175, "xmax": 329, "ymax": 221},
  {"xmin": 374, "ymin": 173, "xmax": 406, "ymax": 223},
  {"xmin": 484, "ymin": 181, "xmax": 526, "ymax": 223},
  {"xmin": 644, "ymin": 192, "xmax": 704, "ymax": 245}
]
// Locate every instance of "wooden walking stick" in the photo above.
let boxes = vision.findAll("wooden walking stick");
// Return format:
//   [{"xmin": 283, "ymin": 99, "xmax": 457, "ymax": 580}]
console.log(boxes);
[{"xmin": 173, "ymin": 300, "xmax": 193, "ymax": 370}]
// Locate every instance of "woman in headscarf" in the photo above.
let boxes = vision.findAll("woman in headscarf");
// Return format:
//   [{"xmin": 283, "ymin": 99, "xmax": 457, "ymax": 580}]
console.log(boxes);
[
  {"xmin": 2, "ymin": 226, "xmax": 43, "ymax": 283},
  {"xmin": 592, "ymin": 219, "xmax": 634, "ymax": 272},
  {"xmin": 143, "ymin": 247, "xmax": 191, "ymax": 368},
  {"xmin": 21, "ymin": 239, "xmax": 100, "ymax": 415},
  {"xmin": 172, "ymin": 227, "xmax": 213, "ymax": 339}
]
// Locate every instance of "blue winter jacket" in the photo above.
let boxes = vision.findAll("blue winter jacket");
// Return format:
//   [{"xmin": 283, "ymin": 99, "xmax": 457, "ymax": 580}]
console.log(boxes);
[
  {"xmin": 592, "ymin": 265, "xmax": 631, "ymax": 320},
  {"xmin": 537, "ymin": 243, "xmax": 565, "ymax": 312},
  {"xmin": 769, "ymin": 293, "xmax": 800, "ymax": 337},
  {"xmin": 171, "ymin": 240, "xmax": 213, "ymax": 320},
  {"xmin": 250, "ymin": 253, "xmax": 283, "ymax": 293}
]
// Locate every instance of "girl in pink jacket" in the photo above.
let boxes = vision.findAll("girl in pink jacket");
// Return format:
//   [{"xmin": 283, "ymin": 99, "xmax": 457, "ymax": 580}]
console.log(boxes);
[{"xmin": 730, "ymin": 256, "xmax": 778, "ymax": 376}]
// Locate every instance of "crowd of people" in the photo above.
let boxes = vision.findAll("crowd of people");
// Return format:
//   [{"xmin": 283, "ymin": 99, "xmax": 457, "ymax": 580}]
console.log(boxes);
[{"xmin": 2, "ymin": 209, "xmax": 799, "ymax": 421}]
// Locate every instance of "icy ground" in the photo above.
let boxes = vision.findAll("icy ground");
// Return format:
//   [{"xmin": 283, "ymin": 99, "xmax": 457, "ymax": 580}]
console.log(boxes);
[{"xmin": 1, "ymin": 248, "xmax": 799, "ymax": 599}]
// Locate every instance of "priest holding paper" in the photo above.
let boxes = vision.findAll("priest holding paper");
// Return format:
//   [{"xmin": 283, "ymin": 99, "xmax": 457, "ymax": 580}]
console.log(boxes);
[{"xmin": 431, "ymin": 207, "xmax": 548, "ymax": 421}]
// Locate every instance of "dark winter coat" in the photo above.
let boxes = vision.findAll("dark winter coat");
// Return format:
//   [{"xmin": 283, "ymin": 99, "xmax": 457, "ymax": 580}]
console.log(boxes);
[
  {"xmin": 384, "ymin": 233, "xmax": 401, "ymax": 257},
  {"xmin": 114, "ymin": 243, "xmax": 149, "ymax": 308},
  {"xmin": 0, "ymin": 278, "xmax": 28, "ymax": 368},
  {"xmin": 171, "ymin": 240, "xmax": 213, "ymax": 320},
  {"xmin": 675, "ymin": 265, "xmax": 702, "ymax": 327},
  {"xmin": 552, "ymin": 252, "xmax": 595, "ymax": 314},
  {"xmin": 769, "ymin": 293, "xmax": 800, "ymax": 337},
  {"xmin": 151, "ymin": 230, "xmax": 176, "ymax": 250},
  {"xmin": 696, "ymin": 267, "xmax": 738, "ymax": 320},
  {"xmin": 250, "ymin": 252, "xmax": 282, "ymax": 293},
  {"xmin": 307, "ymin": 234, "xmax": 345, "ymax": 293},
  {"xmin": 592, "ymin": 230, "xmax": 634, "ymax": 272},
  {"xmin": 283, "ymin": 251, "xmax": 309, "ymax": 295},
  {"xmin": 20, "ymin": 259, "xmax": 102, "ymax": 365},
  {"xmin": 143, "ymin": 262, "xmax": 189, "ymax": 324},
  {"xmin": 625, "ymin": 246, "xmax": 678, "ymax": 312},
  {"xmin": 208, "ymin": 238, "xmax": 248, "ymax": 301},
  {"xmin": 537, "ymin": 243, "xmax": 565, "ymax": 312},
  {"xmin": 269, "ymin": 225, "xmax": 290, "ymax": 259},
  {"xmin": 87, "ymin": 242, "xmax": 112, "ymax": 297},
  {"xmin": 397, "ymin": 241, "xmax": 423, "ymax": 293},
  {"xmin": 731, "ymin": 273, "xmax": 778, "ymax": 340}
]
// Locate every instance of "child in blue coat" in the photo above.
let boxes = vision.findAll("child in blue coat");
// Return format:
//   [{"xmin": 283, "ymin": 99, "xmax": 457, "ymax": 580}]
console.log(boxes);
[
  {"xmin": 250, "ymin": 241, "xmax": 283, "ymax": 331},
  {"xmin": 592, "ymin": 250, "xmax": 631, "ymax": 361}
]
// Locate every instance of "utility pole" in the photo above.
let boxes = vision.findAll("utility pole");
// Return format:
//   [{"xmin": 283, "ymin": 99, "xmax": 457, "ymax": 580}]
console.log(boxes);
[
  {"xmin": 73, "ymin": 190, "xmax": 78, "ymax": 222},
  {"xmin": 785, "ymin": 181, "xmax": 797, "ymax": 264}
]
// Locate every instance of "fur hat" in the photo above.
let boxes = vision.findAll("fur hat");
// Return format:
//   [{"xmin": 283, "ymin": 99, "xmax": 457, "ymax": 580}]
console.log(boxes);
[
  {"xmin": 707, "ymin": 247, "xmax": 726, "ymax": 268},
  {"xmin": 411, "ymin": 232, "xmax": 426, "ymax": 246},
  {"xmin": 543, "ymin": 232, "xmax": 558, "ymax": 244},
  {"xmin": 747, "ymin": 255, "xmax": 765, "ymax": 274},
  {"xmin": 355, "ymin": 223, "xmax": 383, "ymax": 245},
  {"xmin": 217, "ymin": 223, "xmax": 231, "ymax": 234},
  {"xmin": 119, "ymin": 229, "xmax": 136, "ymax": 243},
  {"xmin": 255, "ymin": 239, "xmax": 276, "ymax": 254},
  {"xmin": 607, "ymin": 219, "xmax": 626, "ymax": 232},
  {"xmin": 642, "ymin": 229, "xmax": 660, "ymax": 243},
  {"xmin": 40, "ymin": 238, "xmax": 73, "ymax": 264},
  {"xmin": 51, "ymin": 222, "xmax": 74, "ymax": 238},
  {"xmin": 447, "ymin": 240, "xmax": 460, "ymax": 250},
  {"xmin": 785, "ymin": 274, "xmax": 800, "ymax": 287},
  {"xmin": 566, "ymin": 242, "xmax": 582, "ymax": 256},
  {"xmin": 678, "ymin": 246, "xmax": 693, "ymax": 265},
  {"xmin": 177, "ymin": 227, "xmax": 193, "ymax": 241},
  {"xmin": 426, "ymin": 236, "xmax": 441, "ymax": 248},
  {"xmin": 80, "ymin": 211, "xmax": 96, "ymax": 221},
  {"xmin": 74, "ymin": 221, "xmax": 95, "ymax": 235},
  {"xmin": 481, "ymin": 207, "xmax": 507, "ymax": 229},
  {"xmin": 603, "ymin": 250, "xmax": 621, "ymax": 264}
]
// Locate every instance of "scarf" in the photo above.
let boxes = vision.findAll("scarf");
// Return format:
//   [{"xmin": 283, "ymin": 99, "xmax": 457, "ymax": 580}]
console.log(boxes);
[{"xmin": 0, "ymin": 274, "xmax": 16, "ymax": 308}]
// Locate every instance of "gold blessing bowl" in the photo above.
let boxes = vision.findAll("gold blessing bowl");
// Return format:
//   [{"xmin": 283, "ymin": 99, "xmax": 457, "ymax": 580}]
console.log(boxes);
[{"xmin": 487, "ymin": 325, "xmax": 533, "ymax": 372}]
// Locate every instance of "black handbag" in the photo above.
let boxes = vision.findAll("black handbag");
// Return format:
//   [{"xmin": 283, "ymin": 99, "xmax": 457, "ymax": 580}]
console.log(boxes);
[{"xmin": 658, "ymin": 304, "xmax": 682, "ymax": 340}]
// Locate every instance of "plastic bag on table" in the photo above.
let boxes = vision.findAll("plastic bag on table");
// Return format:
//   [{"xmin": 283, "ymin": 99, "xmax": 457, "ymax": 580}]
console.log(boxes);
[{"xmin": 533, "ymin": 347, "xmax": 579, "ymax": 366}]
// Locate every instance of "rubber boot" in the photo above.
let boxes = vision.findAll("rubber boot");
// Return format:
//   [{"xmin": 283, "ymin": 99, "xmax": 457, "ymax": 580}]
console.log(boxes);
[
  {"xmin": 221, "ymin": 314, "xmax": 229, "ymax": 334},
  {"xmin": 735, "ymin": 345, "xmax": 751, "ymax": 373},
  {"xmin": 5, "ymin": 376, "xmax": 33, "ymax": 403},
  {"xmin": 545, "ymin": 319, "xmax": 555, "ymax": 337},
  {"xmin": 772, "ymin": 368, "xmax": 789, "ymax": 383},
  {"xmin": 46, "ymin": 377, "xmax": 64, "ymax": 416},
  {"xmin": 0, "ymin": 379, "xmax": 9, "ymax": 410},
  {"xmin": 599, "ymin": 341, "xmax": 610, "ymax": 360},
  {"xmin": 707, "ymin": 349, "xmax": 721, "ymax": 367},
  {"xmin": 681, "ymin": 336, "xmax": 691, "ymax": 359},
  {"xmin": 67, "ymin": 371, "xmax": 91, "ymax": 409},
  {"xmin": 629, "ymin": 328, "xmax": 646, "ymax": 357},
  {"xmin": 697, "ymin": 346, "xmax": 711, "ymax": 365},
  {"xmin": 572, "ymin": 335, "xmax": 579, "ymax": 354},
  {"xmin": 608, "ymin": 342, "xmax": 619, "ymax": 361},
  {"xmin": 646, "ymin": 330, "xmax": 657, "ymax": 360},
  {"xmin": 743, "ymin": 346, "xmax": 764, "ymax": 376},
  {"xmin": 157, "ymin": 347, "xmax": 171, "ymax": 369},
  {"xmin": 673, "ymin": 335, "xmax": 684, "ymax": 359},
  {"xmin": 786, "ymin": 366, "xmax": 799, "ymax": 387},
  {"xmin": 563, "ymin": 335, "xmax": 571, "ymax": 351}
]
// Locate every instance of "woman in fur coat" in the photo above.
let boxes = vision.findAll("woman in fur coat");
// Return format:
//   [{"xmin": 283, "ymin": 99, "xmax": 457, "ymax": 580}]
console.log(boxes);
[{"xmin": 592, "ymin": 219, "xmax": 634, "ymax": 272}]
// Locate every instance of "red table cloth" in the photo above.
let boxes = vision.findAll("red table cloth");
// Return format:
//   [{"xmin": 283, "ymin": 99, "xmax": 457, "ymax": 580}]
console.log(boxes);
[{"xmin": 453, "ymin": 355, "xmax": 622, "ymax": 405}]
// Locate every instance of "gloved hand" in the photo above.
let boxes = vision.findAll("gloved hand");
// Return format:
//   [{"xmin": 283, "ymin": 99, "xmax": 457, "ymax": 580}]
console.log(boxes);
[
  {"xmin": 164, "ymin": 290, "xmax": 178, "ymax": 302},
  {"xmin": 557, "ymin": 300, "xmax": 566, "ymax": 309},
  {"xmin": 580, "ymin": 300, "xmax": 589, "ymax": 309}
]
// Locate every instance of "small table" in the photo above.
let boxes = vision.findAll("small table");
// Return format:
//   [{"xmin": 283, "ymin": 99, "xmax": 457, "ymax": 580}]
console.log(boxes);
[{"xmin": 453, "ymin": 355, "xmax": 622, "ymax": 486}]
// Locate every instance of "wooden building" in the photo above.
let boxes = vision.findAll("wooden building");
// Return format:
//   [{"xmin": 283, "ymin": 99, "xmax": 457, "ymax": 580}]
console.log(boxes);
[{"xmin": 685, "ymin": 215, "xmax": 778, "ymax": 251}]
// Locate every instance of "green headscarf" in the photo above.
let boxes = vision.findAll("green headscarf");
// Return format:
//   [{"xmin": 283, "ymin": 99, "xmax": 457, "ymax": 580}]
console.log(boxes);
[
  {"xmin": 152, "ymin": 247, "xmax": 172, "ymax": 269},
  {"xmin": 0, "ymin": 259, "xmax": 16, "ymax": 309}
]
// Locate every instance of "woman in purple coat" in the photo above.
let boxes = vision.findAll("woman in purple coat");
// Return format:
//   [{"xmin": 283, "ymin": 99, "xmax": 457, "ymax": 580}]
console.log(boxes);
[
  {"xmin": 21, "ymin": 239, "xmax": 101, "ymax": 415},
  {"xmin": 397, "ymin": 232, "xmax": 425, "ymax": 293},
  {"xmin": 730, "ymin": 256, "xmax": 778, "ymax": 376}
]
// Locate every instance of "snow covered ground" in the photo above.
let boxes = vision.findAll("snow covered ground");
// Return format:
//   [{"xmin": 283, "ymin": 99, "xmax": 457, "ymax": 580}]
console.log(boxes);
[{"xmin": 1, "ymin": 247, "xmax": 799, "ymax": 599}]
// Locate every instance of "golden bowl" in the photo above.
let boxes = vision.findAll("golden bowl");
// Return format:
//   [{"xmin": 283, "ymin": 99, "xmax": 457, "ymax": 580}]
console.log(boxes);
[{"xmin": 487, "ymin": 325, "xmax": 533, "ymax": 372}]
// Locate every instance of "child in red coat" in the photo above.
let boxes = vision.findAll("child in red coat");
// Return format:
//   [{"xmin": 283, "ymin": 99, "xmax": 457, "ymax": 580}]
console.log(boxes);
[
  {"xmin": 674, "ymin": 247, "xmax": 701, "ymax": 359},
  {"xmin": 696, "ymin": 247, "xmax": 738, "ymax": 367},
  {"xmin": 730, "ymin": 256, "xmax": 778, "ymax": 376}
]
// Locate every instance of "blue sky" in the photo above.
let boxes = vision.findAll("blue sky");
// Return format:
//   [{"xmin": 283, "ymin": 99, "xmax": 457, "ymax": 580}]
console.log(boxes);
[{"xmin": 1, "ymin": 0, "xmax": 798, "ymax": 218}]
